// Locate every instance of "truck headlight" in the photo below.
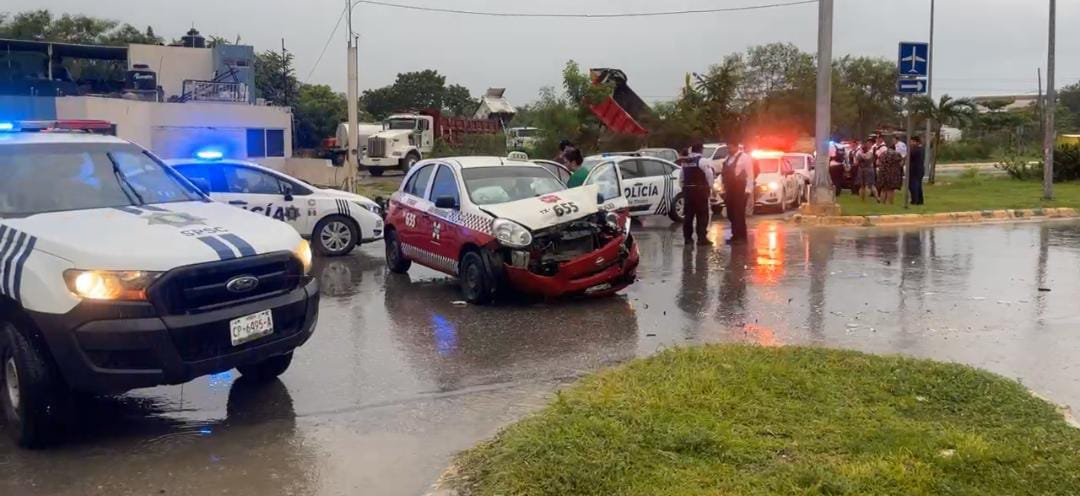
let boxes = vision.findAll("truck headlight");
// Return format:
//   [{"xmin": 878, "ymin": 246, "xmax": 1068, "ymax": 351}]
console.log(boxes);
[
  {"xmin": 492, "ymin": 219, "xmax": 533, "ymax": 248},
  {"xmin": 64, "ymin": 270, "xmax": 162, "ymax": 301},
  {"xmin": 294, "ymin": 240, "xmax": 313, "ymax": 274}
]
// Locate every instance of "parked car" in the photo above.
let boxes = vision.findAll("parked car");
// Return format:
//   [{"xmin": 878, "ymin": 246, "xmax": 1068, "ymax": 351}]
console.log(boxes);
[
  {"xmin": 752, "ymin": 151, "xmax": 803, "ymax": 213},
  {"xmin": 581, "ymin": 155, "xmax": 685, "ymax": 223},
  {"xmin": 167, "ymin": 156, "xmax": 384, "ymax": 257},
  {"xmin": 383, "ymin": 157, "xmax": 639, "ymax": 304},
  {"xmin": 0, "ymin": 121, "xmax": 319, "ymax": 447},
  {"xmin": 784, "ymin": 152, "xmax": 815, "ymax": 201}
]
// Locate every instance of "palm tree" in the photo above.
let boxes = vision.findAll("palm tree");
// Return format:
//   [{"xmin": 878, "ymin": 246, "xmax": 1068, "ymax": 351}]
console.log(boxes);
[{"xmin": 910, "ymin": 94, "xmax": 978, "ymax": 183}]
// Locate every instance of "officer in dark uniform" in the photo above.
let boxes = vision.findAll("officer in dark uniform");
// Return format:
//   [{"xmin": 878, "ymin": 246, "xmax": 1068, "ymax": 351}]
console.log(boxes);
[
  {"xmin": 723, "ymin": 145, "xmax": 753, "ymax": 244},
  {"xmin": 678, "ymin": 143, "xmax": 715, "ymax": 247}
]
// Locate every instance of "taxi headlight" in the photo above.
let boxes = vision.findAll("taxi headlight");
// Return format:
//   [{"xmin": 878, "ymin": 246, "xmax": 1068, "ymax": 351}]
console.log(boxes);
[
  {"xmin": 294, "ymin": 240, "xmax": 313, "ymax": 274},
  {"xmin": 64, "ymin": 270, "xmax": 161, "ymax": 301},
  {"xmin": 605, "ymin": 212, "xmax": 620, "ymax": 231},
  {"xmin": 492, "ymin": 219, "xmax": 533, "ymax": 248}
]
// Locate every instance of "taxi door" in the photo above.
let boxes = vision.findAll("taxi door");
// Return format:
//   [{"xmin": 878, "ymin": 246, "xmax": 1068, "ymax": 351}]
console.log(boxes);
[
  {"xmin": 396, "ymin": 164, "xmax": 436, "ymax": 254},
  {"xmin": 216, "ymin": 164, "xmax": 309, "ymax": 233},
  {"xmin": 584, "ymin": 161, "xmax": 629, "ymax": 213},
  {"xmin": 425, "ymin": 164, "xmax": 464, "ymax": 274}
]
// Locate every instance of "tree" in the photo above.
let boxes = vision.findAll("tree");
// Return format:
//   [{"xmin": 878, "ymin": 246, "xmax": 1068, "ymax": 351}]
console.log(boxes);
[
  {"xmin": 0, "ymin": 10, "xmax": 162, "ymax": 45},
  {"xmin": 833, "ymin": 56, "xmax": 901, "ymax": 139},
  {"xmin": 443, "ymin": 84, "xmax": 478, "ymax": 117},
  {"xmin": 910, "ymin": 94, "xmax": 978, "ymax": 181},
  {"xmin": 294, "ymin": 84, "xmax": 347, "ymax": 149},
  {"xmin": 360, "ymin": 70, "xmax": 476, "ymax": 120},
  {"xmin": 254, "ymin": 50, "xmax": 299, "ymax": 106}
]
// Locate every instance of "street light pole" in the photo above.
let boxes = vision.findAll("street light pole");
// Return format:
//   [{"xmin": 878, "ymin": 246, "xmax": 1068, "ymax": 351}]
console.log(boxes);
[
  {"xmin": 808, "ymin": 0, "xmax": 837, "ymax": 212},
  {"xmin": 1043, "ymin": 0, "xmax": 1056, "ymax": 200},
  {"xmin": 925, "ymin": 0, "xmax": 936, "ymax": 184}
]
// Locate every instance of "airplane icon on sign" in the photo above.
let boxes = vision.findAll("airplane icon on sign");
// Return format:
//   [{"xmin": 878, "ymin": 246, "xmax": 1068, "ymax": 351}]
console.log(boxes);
[{"xmin": 901, "ymin": 47, "xmax": 927, "ymax": 74}]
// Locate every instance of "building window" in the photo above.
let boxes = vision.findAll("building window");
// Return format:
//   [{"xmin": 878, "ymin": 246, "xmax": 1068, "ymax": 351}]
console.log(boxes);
[
  {"xmin": 246, "ymin": 128, "xmax": 286, "ymax": 158},
  {"xmin": 266, "ymin": 129, "xmax": 285, "ymax": 157},
  {"xmin": 247, "ymin": 128, "xmax": 266, "ymax": 158}
]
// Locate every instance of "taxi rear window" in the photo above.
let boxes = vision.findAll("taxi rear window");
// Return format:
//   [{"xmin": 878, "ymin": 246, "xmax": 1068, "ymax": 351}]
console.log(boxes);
[{"xmin": 0, "ymin": 143, "xmax": 202, "ymax": 217}]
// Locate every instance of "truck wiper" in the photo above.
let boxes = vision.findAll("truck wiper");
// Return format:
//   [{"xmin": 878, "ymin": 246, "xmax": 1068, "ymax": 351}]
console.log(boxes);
[{"xmin": 109, "ymin": 155, "xmax": 146, "ymax": 206}]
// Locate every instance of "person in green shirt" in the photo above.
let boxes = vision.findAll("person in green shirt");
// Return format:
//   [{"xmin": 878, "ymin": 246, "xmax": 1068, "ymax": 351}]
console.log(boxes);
[{"xmin": 565, "ymin": 149, "xmax": 588, "ymax": 187}]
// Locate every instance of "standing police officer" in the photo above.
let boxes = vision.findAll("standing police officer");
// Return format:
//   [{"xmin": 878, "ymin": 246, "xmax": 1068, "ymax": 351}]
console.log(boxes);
[
  {"xmin": 678, "ymin": 143, "xmax": 715, "ymax": 247},
  {"xmin": 723, "ymin": 145, "xmax": 753, "ymax": 244}
]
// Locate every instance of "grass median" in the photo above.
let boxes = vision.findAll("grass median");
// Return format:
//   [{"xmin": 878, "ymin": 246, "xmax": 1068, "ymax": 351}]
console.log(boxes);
[
  {"xmin": 837, "ymin": 176, "xmax": 1080, "ymax": 216},
  {"xmin": 450, "ymin": 346, "xmax": 1080, "ymax": 496}
]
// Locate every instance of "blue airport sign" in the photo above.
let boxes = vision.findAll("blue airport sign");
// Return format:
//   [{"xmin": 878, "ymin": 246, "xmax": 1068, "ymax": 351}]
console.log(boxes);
[
  {"xmin": 898, "ymin": 42, "xmax": 930, "ymax": 77},
  {"xmin": 898, "ymin": 78, "xmax": 928, "ymax": 94}
]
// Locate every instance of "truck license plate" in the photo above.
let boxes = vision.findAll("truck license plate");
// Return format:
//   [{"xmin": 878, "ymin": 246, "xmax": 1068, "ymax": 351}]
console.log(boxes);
[{"xmin": 230, "ymin": 310, "xmax": 274, "ymax": 346}]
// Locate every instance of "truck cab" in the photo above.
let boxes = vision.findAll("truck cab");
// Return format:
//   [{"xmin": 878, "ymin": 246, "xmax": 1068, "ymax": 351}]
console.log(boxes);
[{"xmin": 360, "ymin": 114, "xmax": 435, "ymax": 177}]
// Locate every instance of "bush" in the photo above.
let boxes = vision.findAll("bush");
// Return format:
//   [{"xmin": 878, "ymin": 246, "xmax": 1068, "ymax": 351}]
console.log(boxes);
[
  {"xmin": 995, "ymin": 156, "xmax": 1043, "ymax": 181},
  {"xmin": 431, "ymin": 134, "xmax": 508, "ymax": 158},
  {"xmin": 936, "ymin": 140, "xmax": 993, "ymax": 162},
  {"xmin": 1053, "ymin": 144, "xmax": 1080, "ymax": 181}
]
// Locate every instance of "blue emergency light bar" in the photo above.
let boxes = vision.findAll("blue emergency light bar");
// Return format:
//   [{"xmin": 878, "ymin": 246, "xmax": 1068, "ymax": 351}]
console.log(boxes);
[{"xmin": 196, "ymin": 150, "xmax": 224, "ymax": 161}]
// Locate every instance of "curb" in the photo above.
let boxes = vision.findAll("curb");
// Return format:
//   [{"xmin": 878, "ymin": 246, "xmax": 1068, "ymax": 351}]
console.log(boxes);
[{"xmin": 792, "ymin": 208, "xmax": 1080, "ymax": 227}]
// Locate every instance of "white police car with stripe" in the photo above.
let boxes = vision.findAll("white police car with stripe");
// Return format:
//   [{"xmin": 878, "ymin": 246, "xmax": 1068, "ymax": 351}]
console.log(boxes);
[
  {"xmin": 581, "ymin": 155, "xmax": 685, "ymax": 223},
  {"xmin": 165, "ymin": 155, "xmax": 384, "ymax": 257},
  {"xmin": 0, "ymin": 122, "xmax": 319, "ymax": 448}
]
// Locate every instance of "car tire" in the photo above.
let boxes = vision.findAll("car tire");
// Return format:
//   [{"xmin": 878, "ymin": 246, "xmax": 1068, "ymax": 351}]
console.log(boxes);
[
  {"xmin": 369, "ymin": 168, "xmax": 385, "ymax": 177},
  {"xmin": 459, "ymin": 251, "xmax": 495, "ymax": 305},
  {"xmin": 669, "ymin": 193, "xmax": 685, "ymax": 223},
  {"xmin": 1, "ymin": 318, "xmax": 64, "ymax": 449},
  {"xmin": 314, "ymin": 216, "xmax": 359, "ymax": 257},
  {"xmin": 236, "ymin": 352, "xmax": 293, "ymax": 382},
  {"xmin": 385, "ymin": 230, "xmax": 412, "ymax": 274},
  {"xmin": 401, "ymin": 153, "xmax": 420, "ymax": 173}
]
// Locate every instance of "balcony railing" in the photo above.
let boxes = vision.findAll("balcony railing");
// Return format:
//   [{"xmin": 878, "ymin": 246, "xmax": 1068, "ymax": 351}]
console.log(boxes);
[{"xmin": 180, "ymin": 80, "xmax": 249, "ymax": 103}]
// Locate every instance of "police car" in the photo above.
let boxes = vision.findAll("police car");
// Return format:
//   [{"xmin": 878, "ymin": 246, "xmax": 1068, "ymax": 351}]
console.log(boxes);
[
  {"xmin": 384, "ymin": 157, "xmax": 639, "ymax": 304},
  {"xmin": 0, "ymin": 121, "xmax": 319, "ymax": 447},
  {"xmin": 751, "ymin": 150, "xmax": 804, "ymax": 213},
  {"xmin": 581, "ymin": 155, "xmax": 685, "ymax": 223},
  {"xmin": 166, "ymin": 155, "xmax": 384, "ymax": 257}
]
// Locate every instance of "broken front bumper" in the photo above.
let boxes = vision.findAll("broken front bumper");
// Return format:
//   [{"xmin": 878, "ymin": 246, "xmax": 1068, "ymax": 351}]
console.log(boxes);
[{"xmin": 504, "ymin": 236, "xmax": 640, "ymax": 298}]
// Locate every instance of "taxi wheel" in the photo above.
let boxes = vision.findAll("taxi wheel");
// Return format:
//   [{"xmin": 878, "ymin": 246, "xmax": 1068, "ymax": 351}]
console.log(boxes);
[
  {"xmin": 1, "ymin": 319, "xmax": 63, "ymax": 449},
  {"xmin": 385, "ymin": 230, "xmax": 412, "ymax": 274},
  {"xmin": 236, "ymin": 352, "xmax": 293, "ymax": 382},
  {"xmin": 460, "ymin": 251, "xmax": 495, "ymax": 305},
  {"xmin": 314, "ymin": 216, "xmax": 359, "ymax": 257},
  {"xmin": 669, "ymin": 193, "xmax": 685, "ymax": 223}
]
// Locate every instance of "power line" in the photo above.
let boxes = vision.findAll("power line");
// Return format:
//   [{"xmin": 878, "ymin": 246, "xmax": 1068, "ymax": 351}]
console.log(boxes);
[
  {"xmin": 350, "ymin": 0, "xmax": 818, "ymax": 18},
  {"xmin": 305, "ymin": 5, "xmax": 349, "ymax": 83}
]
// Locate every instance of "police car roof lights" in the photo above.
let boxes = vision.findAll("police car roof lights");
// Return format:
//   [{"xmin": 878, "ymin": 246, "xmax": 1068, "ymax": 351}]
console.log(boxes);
[{"xmin": 195, "ymin": 149, "xmax": 224, "ymax": 161}]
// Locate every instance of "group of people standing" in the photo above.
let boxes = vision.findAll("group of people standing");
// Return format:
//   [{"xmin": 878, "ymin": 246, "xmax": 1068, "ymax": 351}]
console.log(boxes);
[
  {"xmin": 845, "ymin": 134, "xmax": 926, "ymax": 205},
  {"xmin": 679, "ymin": 143, "xmax": 752, "ymax": 247}
]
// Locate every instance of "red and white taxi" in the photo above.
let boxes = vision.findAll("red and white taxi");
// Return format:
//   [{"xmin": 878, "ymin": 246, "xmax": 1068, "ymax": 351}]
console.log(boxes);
[{"xmin": 384, "ymin": 157, "xmax": 640, "ymax": 304}]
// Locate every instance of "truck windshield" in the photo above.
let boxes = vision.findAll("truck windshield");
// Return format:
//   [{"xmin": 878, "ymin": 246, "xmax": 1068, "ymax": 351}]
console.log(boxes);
[
  {"xmin": 462, "ymin": 167, "xmax": 565, "ymax": 206},
  {"xmin": 515, "ymin": 129, "xmax": 538, "ymax": 138},
  {"xmin": 0, "ymin": 143, "xmax": 203, "ymax": 217},
  {"xmin": 386, "ymin": 119, "xmax": 418, "ymax": 130}
]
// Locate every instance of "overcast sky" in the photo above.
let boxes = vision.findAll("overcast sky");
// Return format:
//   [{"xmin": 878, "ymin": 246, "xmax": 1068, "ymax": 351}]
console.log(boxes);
[{"xmin": 6, "ymin": 0, "xmax": 1079, "ymax": 105}]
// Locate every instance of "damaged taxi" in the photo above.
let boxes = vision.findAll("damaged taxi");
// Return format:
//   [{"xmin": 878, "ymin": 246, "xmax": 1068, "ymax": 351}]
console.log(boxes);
[{"xmin": 384, "ymin": 157, "xmax": 640, "ymax": 304}]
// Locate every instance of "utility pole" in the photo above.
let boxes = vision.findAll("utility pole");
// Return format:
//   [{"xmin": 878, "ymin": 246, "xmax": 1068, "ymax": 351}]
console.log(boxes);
[
  {"xmin": 281, "ymin": 38, "xmax": 289, "ymax": 107},
  {"xmin": 904, "ymin": 98, "xmax": 913, "ymax": 207},
  {"xmin": 807, "ymin": 0, "xmax": 838, "ymax": 214},
  {"xmin": 346, "ymin": 0, "xmax": 361, "ymax": 192},
  {"xmin": 1043, "ymin": 0, "xmax": 1056, "ymax": 200},
  {"xmin": 925, "ymin": 0, "xmax": 936, "ymax": 184}
]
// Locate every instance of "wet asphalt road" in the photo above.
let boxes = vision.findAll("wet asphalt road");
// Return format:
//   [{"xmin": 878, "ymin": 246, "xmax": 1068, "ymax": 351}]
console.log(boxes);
[{"xmin": 3, "ymin": 217, "xmax": 1080, "ymax": 496}]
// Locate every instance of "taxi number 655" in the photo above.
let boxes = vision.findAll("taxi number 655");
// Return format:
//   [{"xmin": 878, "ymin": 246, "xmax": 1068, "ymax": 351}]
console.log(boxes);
[{"xmin": 553, "ymin": 202, "xmax": 579, "ymax": 217}]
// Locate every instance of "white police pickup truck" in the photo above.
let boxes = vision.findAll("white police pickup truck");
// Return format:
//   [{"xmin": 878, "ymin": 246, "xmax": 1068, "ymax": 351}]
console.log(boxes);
[
  {"xmin": 0, "ymin": 121, "xmax": 319, "ymax": 447},
  {"xmin": 165, "ymin": 155, "xmax": 384, "ymax": 257}
]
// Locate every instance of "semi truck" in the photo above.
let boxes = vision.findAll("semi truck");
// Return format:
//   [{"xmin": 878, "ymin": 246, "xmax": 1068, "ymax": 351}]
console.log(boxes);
[{"xmin": 359, "ymin": 110, "xmax": 503, "ymax": 176}]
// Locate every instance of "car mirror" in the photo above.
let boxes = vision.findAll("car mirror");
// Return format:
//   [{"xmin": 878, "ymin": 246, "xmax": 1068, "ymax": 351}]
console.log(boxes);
[
  {"xmin": 189, "ymin": 178, "xmax": 211, "ymax": 196},
  {"xmin": 282, "ymin": 184, "xmax": 294, "ymax": 202},
  {"xmin": 435, "ymin": 196, "xmax": 458, "ymax": 209}
]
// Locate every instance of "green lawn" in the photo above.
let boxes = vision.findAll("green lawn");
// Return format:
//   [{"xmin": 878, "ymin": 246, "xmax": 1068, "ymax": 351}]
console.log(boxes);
[
  {"xmin": 838, "ymin": 176, "xmax": 1080, "ymax": 216},
  {"xmin": 451, "ymin": 346, "xmax": 1080, "ymax": 496}
]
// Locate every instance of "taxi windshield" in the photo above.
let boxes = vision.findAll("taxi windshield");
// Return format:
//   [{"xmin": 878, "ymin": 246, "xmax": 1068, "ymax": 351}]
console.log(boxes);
[
  {"xmin": 462, "ymin": 166, "xmax": 565, "ymax": 206},
  {"xmin": 0, "ymin": 143, "xmax": 203, "ymax": 217}
]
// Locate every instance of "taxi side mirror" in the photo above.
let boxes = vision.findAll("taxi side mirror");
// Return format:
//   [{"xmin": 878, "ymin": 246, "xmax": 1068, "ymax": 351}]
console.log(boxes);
[{"xmin": 435, "ymin": 196, "xmax": 458, "ymax": 209}]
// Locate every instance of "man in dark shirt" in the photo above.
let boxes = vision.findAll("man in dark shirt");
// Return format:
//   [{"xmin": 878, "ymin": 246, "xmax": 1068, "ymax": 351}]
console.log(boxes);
[{"xmin": 909, "ymin": 136, "xmax": 926, "ymax": 205}]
